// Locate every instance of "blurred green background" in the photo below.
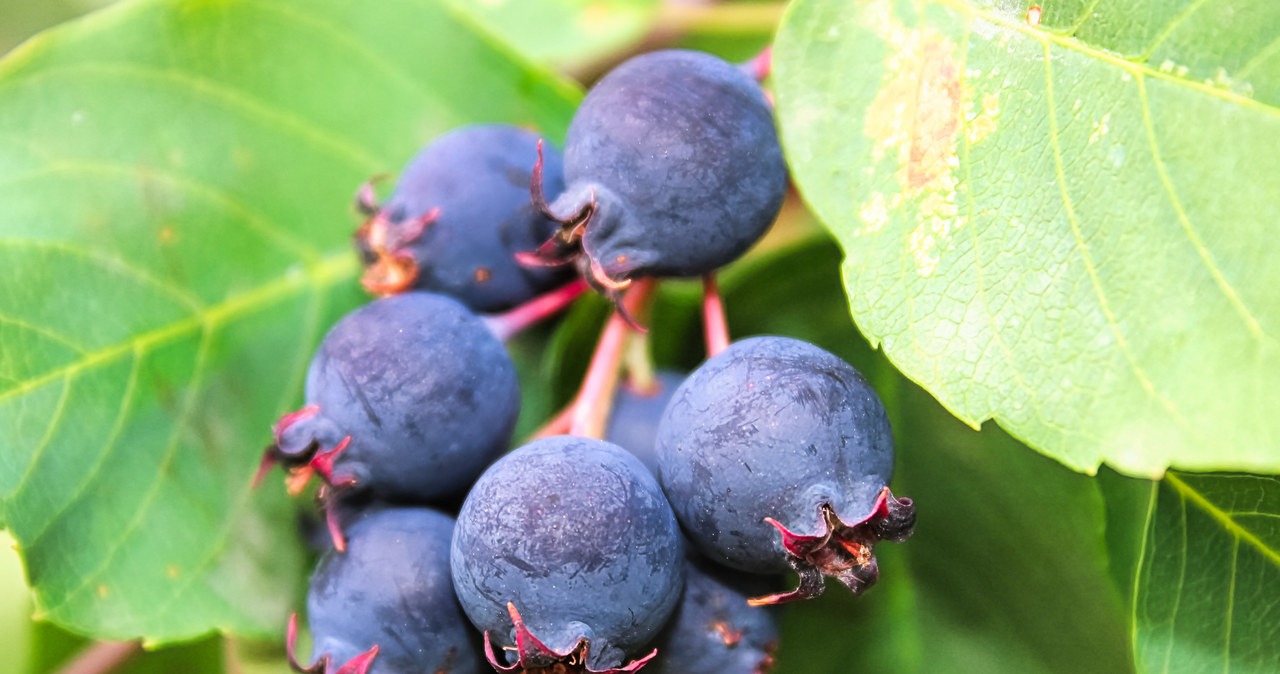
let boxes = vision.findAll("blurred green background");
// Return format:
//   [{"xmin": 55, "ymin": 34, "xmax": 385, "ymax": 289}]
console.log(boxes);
[{"xmin": 0, "ymin": 0, "xmax": 116, "ymax": 55}]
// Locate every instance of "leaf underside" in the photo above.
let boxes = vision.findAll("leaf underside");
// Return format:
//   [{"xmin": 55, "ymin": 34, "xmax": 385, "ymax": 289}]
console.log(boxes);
[
  {"xmin": 774, "ymin": 0, "xmax": 1280, "ymax": 477},
  {"xmin": 1102, "ymin": 472, "xmax": 1280, "ymax": 674},
  {"xmin": 0, "ymin": 0, "xmax": 577, "ymax": 643}
]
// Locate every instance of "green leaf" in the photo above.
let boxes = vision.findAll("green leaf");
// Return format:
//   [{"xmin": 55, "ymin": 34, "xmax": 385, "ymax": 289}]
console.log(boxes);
[
  {"xmin": 0, "ymin": 0, "xmax": 578, "ymax": 643},
  {"xmin": 772, "ymin": 0, "xmax": 1280, "ymax": 476},
  {"xmin": 1102, "ymin": 472, "xmax": 1280, "ymax": 673},
  {"xmin": 442, "ymin": 0, "xmax": 659, "ymax": 70},
  {"xmin": 723, "ymin": 239, "xmax": 1131, "ymax": 673}
]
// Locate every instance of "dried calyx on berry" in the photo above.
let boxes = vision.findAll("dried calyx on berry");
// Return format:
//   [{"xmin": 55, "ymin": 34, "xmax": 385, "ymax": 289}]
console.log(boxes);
[
  {"xmin": 354, "ymin": 124, "xmax": 571, "ymax": 312},
  {"xmin": 451, "ymin": 437, "xmax": 685, "ymax": 673},
  {"xmin": 657, "ymin": 336, "xmax": 916, "ymax": 605},
  {"xmin": 256, "ymin": 292, "xmax": 520, "ymax": 549},
  {"xmin": 521, "ymin": 50, "xmax": 787, "ymax": 307}
]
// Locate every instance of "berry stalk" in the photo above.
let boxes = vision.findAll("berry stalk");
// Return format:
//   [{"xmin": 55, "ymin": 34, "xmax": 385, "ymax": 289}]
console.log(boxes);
[
  {"xmin": 569, "ymin": 278, "xmax": 657, "ymax": 439},
  {"xmin": 483, "ymin": 278, "xmax": 589, "ymax": 342},
  {"xmin": 703, "ymin": 274, "xmax": 730, "ymax": 357}
]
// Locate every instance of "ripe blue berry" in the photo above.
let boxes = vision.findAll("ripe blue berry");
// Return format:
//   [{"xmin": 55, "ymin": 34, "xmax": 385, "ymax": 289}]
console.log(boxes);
[
  {"xmin": 356, "ymin": 124, "xmax": 569, "ymax": 311},
  {"xmin": 305, "ymin": 507, "xmax": 480, "ymax": 674},
  {"xmin": 268, "ymin": 292, "xmax": 520, "ymax": 503},
  {"xmin": 450, "ymin": 436, "xmax": 685, "ymax": 672},
  {"xmin": 604, "ymin": 370, "xmax": 686, "ymax": 476},
  {"xmin": 656, "ymin": 336, "xmax": 915, "ymax": 604},
  {"xmin": 530, "ymin": 50, "xmax": 787, "ymax": 291},
  {"xmin": 646, "ymin": 559, "xmax": 779, "ymax": 674}
]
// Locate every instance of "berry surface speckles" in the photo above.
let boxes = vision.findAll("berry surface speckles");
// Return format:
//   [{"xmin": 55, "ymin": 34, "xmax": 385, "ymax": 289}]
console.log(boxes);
[
  {"xmin": 357, "ymin": 124, "xmax": 569, "ymax": 311},
  {"xmin": 535, "ymin": 50, "xmax": 787, "ymax": 290},
  {"xmin": 274, "ymin": 291, "xmax": 519, "ymax": 503},
  {"xmin": 450, "ymin": 436, "xmax": 684, "ymax": 672},
  {"xmin": 656, "ymin": 336, "xmax": 914, "ymax": 602}
]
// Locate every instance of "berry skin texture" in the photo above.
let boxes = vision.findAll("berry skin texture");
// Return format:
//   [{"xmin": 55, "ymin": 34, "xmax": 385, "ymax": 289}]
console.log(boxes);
[
  {"xmin": 450, "ymin": 436, "xmax": 685, "ymax": 672},
  {"xmin": 604, "ymin": 370, "xmax": 686, "ymax": 476},
  {"xmin": 307, "ymin": 507, "xmax": 480, "ymax": 674},
  {"xmin": 656, "ymin": 336, "xmax": 915, "ymax": 604},
  {"xmin": 534, "ymin": 50, "xmax": 787, "ymax": 290},
  {"xmin": 274, "ymin": 292, "xmax": 519, "ymax": 502},
  {"xmin": 356, "ymin": 124, "xmax": 569, "ymax": 311},
  {"xmin": 646, "ymin": 559, "xmax": 779, "ymax": 674}
]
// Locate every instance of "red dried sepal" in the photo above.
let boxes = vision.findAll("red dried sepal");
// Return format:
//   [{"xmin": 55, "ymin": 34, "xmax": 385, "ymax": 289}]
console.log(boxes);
[
  {"xmin": 748, "ymin": 487, "xmax": 915, "ymax": 606},
  {"xmin": 285, "ymin": 613, "xmax": 379, "ymax": 674},
  {"xmin": 256, "ymin": 405, "xmax": 322, "ymax": 489},
  {"xmin": 356, "ymin": 207, "xmax": 439, "ymax": 296},
  {"xmin": 483, "ymin": 603, "xmax": 657, "ymax": 674}
]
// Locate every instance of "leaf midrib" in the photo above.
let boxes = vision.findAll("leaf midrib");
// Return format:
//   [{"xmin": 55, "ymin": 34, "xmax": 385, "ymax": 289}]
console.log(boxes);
[
  {"xmin": 933, "ymin": 0, "xmax": 1280, "ymax": 121},
  {"xmin": 0, "ymin": 251, "xmax": 356, "ymax": 407},
  {"xmin": 1166, "ymin": 473, "xmax": 1280, "ymax": 569}
]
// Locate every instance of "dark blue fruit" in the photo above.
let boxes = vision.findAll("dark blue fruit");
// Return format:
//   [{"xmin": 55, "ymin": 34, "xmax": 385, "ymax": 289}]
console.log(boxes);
[
  {"xmin": 450, "ymin": 436, "xmax": 685, "ymax": 673},
  {"xmin": 604, "ymin": 370, "xmax": 686, "ymax": 476},
  {"xmin": 267, "ymin": 292, "xmax": 519, "ymax": 503},
  {"xmin": 656, "ymin": 336, "xmax": 915, "ymax": 604},
  {"xmin": 530, "ymin": 50, "xmax": 787, "ymax": 292},
  {"xmin": 356, "ymin": 124, "xmax": 569, "ymax": 311},
  {"xmin": 646, "ymin": 559, "xmax": 779, "ymax": 674},
  {"xmin": 304, "ymin": 507, "xmax": 480, "ymax": 674}
]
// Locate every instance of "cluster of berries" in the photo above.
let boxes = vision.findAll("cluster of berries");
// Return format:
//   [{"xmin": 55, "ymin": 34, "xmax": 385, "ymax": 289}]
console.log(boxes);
[{"xmin": 258, "ymin": 49, "xmax": 915, "ymax": 674}]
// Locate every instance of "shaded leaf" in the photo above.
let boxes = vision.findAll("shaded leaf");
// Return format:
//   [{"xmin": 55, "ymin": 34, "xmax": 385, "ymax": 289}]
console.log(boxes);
[
  {"xmin": 0, "ymin": 0, "xmax": 578, "ymax": 643},
  {"xmin": 772, "ymin": 0, "xmax": 1280, "ymax": 476},
  {"xmin": 1102, "ymin": 472, "xmax": 1280, "ymax": 673},
  {"xmin": 724, "ymin": 239, "xmax": 1131, "ymax": 673}
]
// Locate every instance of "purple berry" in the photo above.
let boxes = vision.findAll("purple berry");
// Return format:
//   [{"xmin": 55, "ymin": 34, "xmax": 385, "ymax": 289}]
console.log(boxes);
[
  {"xmin": 450, "ymin": 436, "xmax": 685, "ymax": 672},
  {"xmin": 656, "ymin": 336, "xmax": 915, "ymax": 604},
  {"xmin": 530, "ymin": 50, "xmax": 787, "ymax": 292},
  {"xmin": 267, "ymin": 292, "xmax": 519, "ymax": 503},
  {"xmin": 356, "ymin": 124, "xmax": 569, "ymax": 311},
  {"xmin": 304, "ymin": 507, "xmax": 480, "ymax": 674}
]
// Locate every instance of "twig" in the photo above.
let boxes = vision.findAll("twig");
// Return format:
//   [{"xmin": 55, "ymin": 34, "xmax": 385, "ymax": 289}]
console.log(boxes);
[{"xmin": 54, "ymin": 641, "xmax": 141, "ymax": 674}]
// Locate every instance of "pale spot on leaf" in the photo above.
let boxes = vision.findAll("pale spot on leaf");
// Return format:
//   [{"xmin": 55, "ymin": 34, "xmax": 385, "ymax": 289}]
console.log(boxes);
[{"xmin": 862, "ymin": 3, "xmax": 995, "ymax": 276}]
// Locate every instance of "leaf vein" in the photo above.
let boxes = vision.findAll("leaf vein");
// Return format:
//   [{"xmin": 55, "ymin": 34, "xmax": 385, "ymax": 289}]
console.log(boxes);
[
  {"xmin": 255, "ymin": 1, "xmax": 441, "ymax": 107},
  {"xmin": 33, "ymin": 159, "xmax": 324, "ymax": 262},
  {"xmin": 18, "ymin": 347, "xmax": 142, "ymax": 547},
  {"xmin": 1166, "ymin": 473, "xmax": 1280, "ymax": 569},
  {"xmin": 1236, "ymin": 32, "xmax": 1280, "ymax": 80},
  {"xmin": 0, "ymin": 313, "xmax": 88, "ymax": 354},
  {"xmin": 936, "ymin": 0, "xmax": 1280, "ymax": 120},
  {"xmin": 1042, "ymin": 45, "xmax": 1206, "ymax": 449},
  {"xmin": 1135, "ymin": 77, "xmax": 1267, "ymax": 340},
  {"xmin": 3, "ymin": 374, "xmax": 71, "ymax": 503},
  {"xmin": 39, "ymin": 323, "xmax": 214, "ymax": 615},
  {"xmin": 1137, "ymin": 0, "xmax": 1215, "ymax": 62},
  {"xmin": 955, "ymin": 19, "xmax": 1044, "ymax": 427},
  {"xmin": 0, "ymin": 62, "xmax": 384, "ymax": 174},
  {"xmin": 0, "ymin": 252, "xmax": 356, "ymax": 408}
]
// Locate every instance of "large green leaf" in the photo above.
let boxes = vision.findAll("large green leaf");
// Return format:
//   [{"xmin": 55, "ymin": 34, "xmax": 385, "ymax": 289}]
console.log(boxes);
[
  {"xmin": 0, "ymin": 0, "xmax": 578, "ymax": 643},
  {"xmin": 1102, "ymin": 472, "xmax": 1280, "ymax": 673},
  {"xmin": 772, "ymin": 0, "xmax": 1280, "ymax": 476},
  {"xmin": 723, "ymin": 239, "xmax": 1131, "ymax": 673}
]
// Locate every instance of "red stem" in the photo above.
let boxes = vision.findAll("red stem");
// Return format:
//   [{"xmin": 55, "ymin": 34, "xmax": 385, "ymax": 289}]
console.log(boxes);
[
  {"xmin": 703, "ymin": 275, "xmax": 730, "ymax": 357},
  {"xmin": 568, "ymin": 279, "xmax": 657, "ymax": 438},
  {"xmin": 529, "ymin": 402, "xmax": 574, "ymax": 440},
  {"xmin": 483, "ymin": 279, "xmax": 589, "ymax": 342},
  {"xmin": 744, "ymin": 45, "xmax": 773, "ymax": 82}
]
